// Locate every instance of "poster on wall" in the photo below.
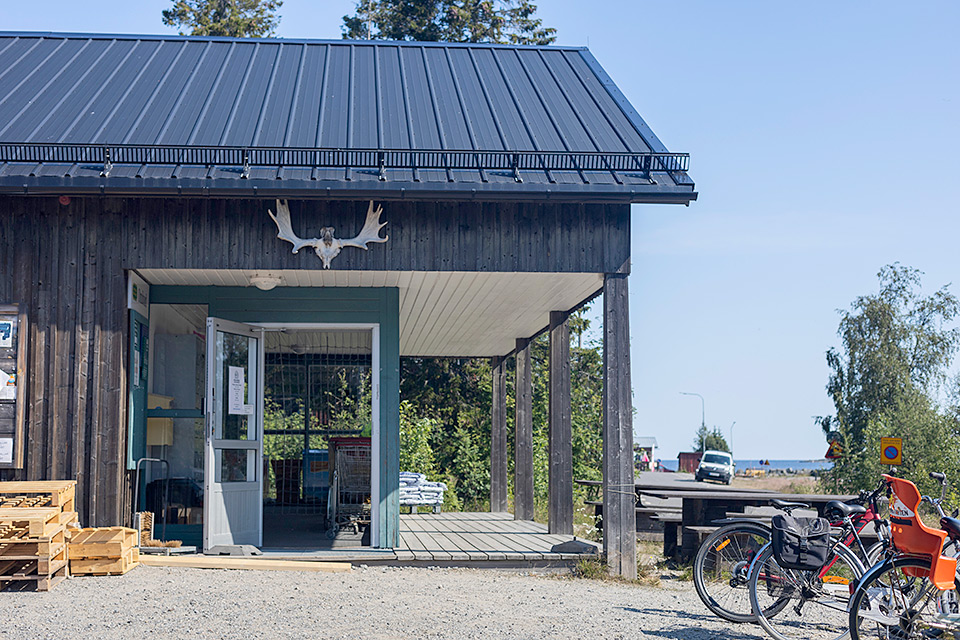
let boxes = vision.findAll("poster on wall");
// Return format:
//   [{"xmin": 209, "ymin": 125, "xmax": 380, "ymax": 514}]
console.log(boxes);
[{"xmin": 0, "ymin": 304, "xmax": 26, "ymax": 469}]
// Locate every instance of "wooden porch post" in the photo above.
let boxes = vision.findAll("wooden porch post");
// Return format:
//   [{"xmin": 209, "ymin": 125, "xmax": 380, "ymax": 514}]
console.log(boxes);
[
  {"xmin": 603, "ymin": 273, "xmax": 636, "ymax": 578},
  {"xmin": 548, "ymin": 311, "xmax": 573, "ymax": 534},
  {"xmin": 514, "ymin": 338, "xmax": 534, "ymax": 521},
  {"xmin": 490, "ymin": 355, "xmax": 508, "ymax": 512}
]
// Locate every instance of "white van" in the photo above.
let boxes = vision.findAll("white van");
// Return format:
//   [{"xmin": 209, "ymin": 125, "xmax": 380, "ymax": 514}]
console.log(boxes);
[{"xmin": 696, "ymin": 450, "xmax": 735, "ymax": 484}]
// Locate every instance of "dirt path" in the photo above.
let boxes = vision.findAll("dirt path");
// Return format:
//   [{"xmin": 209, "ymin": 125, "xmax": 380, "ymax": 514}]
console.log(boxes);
[{"xmin": 1, "ymin": 565, "xmax": 766, "ymax": 640}]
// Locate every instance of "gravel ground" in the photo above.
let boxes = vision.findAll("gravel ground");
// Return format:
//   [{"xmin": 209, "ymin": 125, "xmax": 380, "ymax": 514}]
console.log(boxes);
[{"xmin": 0, "ymin": 565, "xmax": 769, "ymax": 640}]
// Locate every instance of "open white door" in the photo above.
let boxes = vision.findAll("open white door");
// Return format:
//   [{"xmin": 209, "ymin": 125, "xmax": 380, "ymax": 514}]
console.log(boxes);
[{"xmin": 203, "ymin": 317, "xmax": 264, "ymax": 551}]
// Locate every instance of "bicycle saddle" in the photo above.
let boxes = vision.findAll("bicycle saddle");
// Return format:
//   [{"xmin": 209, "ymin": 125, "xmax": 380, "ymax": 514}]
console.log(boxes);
[
  {"xmin": 941, "ymin": 517, "xmax": 960, "ymax": 540},
  {"xmin": 825, "ymin": 500, "xmax": 867, "ymax": 519},
  {"xmin": 771, "ymin": 499, "xmax": 809, "ymax": 511}
]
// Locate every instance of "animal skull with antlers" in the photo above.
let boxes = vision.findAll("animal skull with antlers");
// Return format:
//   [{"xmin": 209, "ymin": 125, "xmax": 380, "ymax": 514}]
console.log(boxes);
[{"xmin": 268, "ymin": 200, "xmax": 388, "ymax": 269}]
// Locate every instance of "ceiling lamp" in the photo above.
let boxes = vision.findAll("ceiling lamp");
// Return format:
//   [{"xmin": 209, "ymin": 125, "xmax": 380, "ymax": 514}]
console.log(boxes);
[{"xmin": 248, "ymin": 272, "xmax": 283, "ymax": 291}]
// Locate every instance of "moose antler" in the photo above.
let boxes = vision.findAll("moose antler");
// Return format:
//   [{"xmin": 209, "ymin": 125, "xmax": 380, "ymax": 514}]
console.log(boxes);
[
  {"xmin": 267, "ymin": 199, "xmax": 388, "ymax": 269},
  {"xmin": 340, "ymin": 201, "xmax": 389, "ymax": 250},
  {"xmin": 268, "ymin": 200, "xmax": 316, "ymax": 254}
]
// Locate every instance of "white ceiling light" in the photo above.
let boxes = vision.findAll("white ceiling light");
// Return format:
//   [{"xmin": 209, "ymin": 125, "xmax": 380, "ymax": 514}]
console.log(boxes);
[{"xmin": 248, "ymin": 272, "xmax": 283, "ymax": 291}]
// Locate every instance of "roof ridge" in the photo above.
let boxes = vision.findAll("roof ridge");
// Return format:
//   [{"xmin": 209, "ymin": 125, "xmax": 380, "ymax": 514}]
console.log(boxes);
[{"xmin": 0, "ymin": 31, "xmax": 589, "ymax": 52}]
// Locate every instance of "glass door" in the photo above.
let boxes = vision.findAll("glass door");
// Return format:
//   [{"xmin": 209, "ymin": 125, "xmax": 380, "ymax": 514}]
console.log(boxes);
[{"xmin": 203, "ymin": 317, "xmax": 263, "ymax": 550}]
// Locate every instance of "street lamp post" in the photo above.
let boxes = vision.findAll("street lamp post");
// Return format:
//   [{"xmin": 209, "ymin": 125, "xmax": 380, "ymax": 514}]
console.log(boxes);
[
  {"xmin": 730, "ymin": 421, "xmax": 736, "ymax": 454},
  {"xmin": 680, "ymin": 392, "xmax": 706, "ymax": 451}
]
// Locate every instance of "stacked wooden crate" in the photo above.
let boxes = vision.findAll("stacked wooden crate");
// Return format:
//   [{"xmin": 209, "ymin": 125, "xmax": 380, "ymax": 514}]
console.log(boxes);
[
  {"xmin": 0, "ymin": 481, "xmax": 78, "ymax": 591},
  {"xmin": 69, "ymin": 527, "xmax": 139, "ymax": 576}
]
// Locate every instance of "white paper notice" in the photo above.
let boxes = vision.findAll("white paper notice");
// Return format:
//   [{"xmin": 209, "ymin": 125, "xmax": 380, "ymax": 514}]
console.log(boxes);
[
  {"xmin": 0, "ymin": 321, "xmax": 12, "ymax": 348},
  {"xmin": 228, "ymin": 366, "xmax": 245, "ymax": 415},
  {"xmin": 0, "ymin": 438, "xmax": 12, "ymax": 464},
  {"xmin": 0, "ymin": 368, "xmax": 12, "ymax": 401}
]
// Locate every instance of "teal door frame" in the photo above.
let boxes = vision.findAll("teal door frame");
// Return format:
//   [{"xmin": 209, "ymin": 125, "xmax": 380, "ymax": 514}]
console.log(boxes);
[{"xmin": 150, "ymin": 285, "xmax": 401, "ymax": 549}]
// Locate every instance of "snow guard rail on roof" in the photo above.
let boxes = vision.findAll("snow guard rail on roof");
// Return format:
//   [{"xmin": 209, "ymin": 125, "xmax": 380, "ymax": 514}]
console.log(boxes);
[{"xmin": 0, "ymin": 143, "xmax": 689, "ymax": 182}]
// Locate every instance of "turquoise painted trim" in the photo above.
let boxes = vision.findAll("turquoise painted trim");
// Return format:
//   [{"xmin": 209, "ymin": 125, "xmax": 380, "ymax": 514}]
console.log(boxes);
[
  {"xmin": 379, "ymin": 288, "xmax": 400, "ymax": 548},
  {"xmin": 146, "ymin": 409, "xmax": 203, "ymax": 419},
  {"xmin": 150, "ymin": 285, "xmax": 401, "ymax": 548},
  {"xmin": 155, "ymin": 524, "xmax": 202, "ymax": 548},
  {"xmin": 127, "ymin": 309, "xmax": 148, "ymax": 470}
]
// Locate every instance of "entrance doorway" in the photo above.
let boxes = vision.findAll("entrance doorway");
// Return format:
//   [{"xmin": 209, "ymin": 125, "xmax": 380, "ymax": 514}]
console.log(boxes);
[{"xmin": 259, "ymin": 325, "xmax": 378, "ymax": 550}]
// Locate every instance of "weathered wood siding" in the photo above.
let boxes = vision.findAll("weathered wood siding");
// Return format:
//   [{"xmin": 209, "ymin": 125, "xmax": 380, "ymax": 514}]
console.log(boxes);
[{"xmin": 0, "ymin": 195, "xmax": 629, "ymax": 527}]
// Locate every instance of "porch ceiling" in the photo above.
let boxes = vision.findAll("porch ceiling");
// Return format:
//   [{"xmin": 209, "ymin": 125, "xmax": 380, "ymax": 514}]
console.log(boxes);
[{"xmin": 137, "ymin": 269, "xmax": 602, "ymax": 357}]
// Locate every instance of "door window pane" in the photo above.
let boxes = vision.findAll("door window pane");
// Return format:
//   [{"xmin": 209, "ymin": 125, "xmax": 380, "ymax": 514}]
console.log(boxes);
[
  {"xmin": 216, "ymin": 330, "xmax": 257, "ymax": 440},
  {"xmin": 215, "ymin": 448, "xmax": 256, "ymax": 483}
]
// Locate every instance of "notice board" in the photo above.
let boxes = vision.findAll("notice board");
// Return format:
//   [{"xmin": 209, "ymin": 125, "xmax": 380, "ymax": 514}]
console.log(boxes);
[{"xmin": 0, "ymin": 304, "xmax": 26, "ymax": 468}]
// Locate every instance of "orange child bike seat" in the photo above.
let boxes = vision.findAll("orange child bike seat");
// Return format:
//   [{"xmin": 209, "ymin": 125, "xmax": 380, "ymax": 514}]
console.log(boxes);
[{"xmin": 883, "ymin": 474, "xmax": 957, "ymax": 590}]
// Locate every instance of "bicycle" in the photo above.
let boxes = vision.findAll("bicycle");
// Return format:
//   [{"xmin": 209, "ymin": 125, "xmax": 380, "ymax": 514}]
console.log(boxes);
[
  {"xmin": 745, "ymin": 490, "xmax": 891, "ymax": 640},
  {"xmin": 848, "ymin": 471, "xmax": 960, "ymax": 640},
  {"xmin": 694, "ymin": 486, "xmax": 889, "ymax": 624}
]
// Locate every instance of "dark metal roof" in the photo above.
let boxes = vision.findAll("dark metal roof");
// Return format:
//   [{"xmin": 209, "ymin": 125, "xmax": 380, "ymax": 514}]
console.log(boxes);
[{"xmin": 0, "ymin": 32, "xmax": 696, "ymax": 203}]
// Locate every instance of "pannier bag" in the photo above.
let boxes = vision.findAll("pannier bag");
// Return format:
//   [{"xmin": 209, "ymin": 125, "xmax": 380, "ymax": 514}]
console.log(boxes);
[{"xmin": 771, "ymin": 514, "xmax": 831, "ymax": 571}]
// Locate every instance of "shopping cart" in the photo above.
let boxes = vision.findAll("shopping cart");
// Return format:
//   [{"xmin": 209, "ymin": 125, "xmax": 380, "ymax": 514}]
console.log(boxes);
[{"xmin": 327, "ymin": 442, "xmax": 371, "ymax": 537}]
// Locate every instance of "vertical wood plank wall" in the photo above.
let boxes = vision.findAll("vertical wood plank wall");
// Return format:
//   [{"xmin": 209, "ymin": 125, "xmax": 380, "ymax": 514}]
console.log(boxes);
[
  {"xmin": 0, "ymin": 195, "xmax": 630, "ymax": 529},
  {"xmin": 489, "ymin": 356, "xmax": 508, "ymax": 513},
  {"xmin": 513, "ymin": 338, "xmax": 534, "ymax": 521},
  {"xmin": 602, "ymin": 273, "xmax": 636, "ymax": 579},
  {"xmin": 0, "ymin": 198, "xmax": 129, "ymax": 527},
  {"xmin": 548, "ymin": 311, "xmax": 573, "ymax": 535}
]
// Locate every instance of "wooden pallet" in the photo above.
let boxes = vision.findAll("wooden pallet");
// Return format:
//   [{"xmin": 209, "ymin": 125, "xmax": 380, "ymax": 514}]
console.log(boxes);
[
  {"xmin": 0, "ymin": 528, "xmax": 66, "ymax": 557},
  {"xmin": 71, "ymin": 548, "xmax": 139, "ymax": 576},
  {"xmin": 0, "ymin": 481, "xmax": 76, "ymax": 514},
  {"xmin": 0, "ymin": 508, "xmax": 66, "ymax": 537},
  {"xmin": 69, "ymin": 527, "xmax": 139, "ymax": 576},
  {"xmin": 0, "ymin": 564, "xmax": 68, "ymax": 592},
  {"xmin": 0, "ymin": 543, "xmax": 68, "ymax": 583}
]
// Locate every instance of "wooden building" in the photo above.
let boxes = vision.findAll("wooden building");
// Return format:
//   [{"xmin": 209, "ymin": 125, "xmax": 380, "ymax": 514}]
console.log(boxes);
[{"xmin": 0, "ymin": 32, "xmax": 696, "ymax": 576}]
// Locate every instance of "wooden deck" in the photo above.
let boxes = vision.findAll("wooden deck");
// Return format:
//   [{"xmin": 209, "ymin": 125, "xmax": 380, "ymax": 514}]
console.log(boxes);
[
  {"xmin": 397, "ymin": 511, "xmax": 597, "ymax": 563},
  {"xmin": 258, "ymin": 512, "xmax": 599, "ymax": 566}
]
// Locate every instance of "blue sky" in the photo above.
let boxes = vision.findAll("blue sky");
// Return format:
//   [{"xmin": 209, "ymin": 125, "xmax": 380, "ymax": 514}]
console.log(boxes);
[{"xmin": 6, "ymin": 1, "xmax": 959, "ymax": 460}]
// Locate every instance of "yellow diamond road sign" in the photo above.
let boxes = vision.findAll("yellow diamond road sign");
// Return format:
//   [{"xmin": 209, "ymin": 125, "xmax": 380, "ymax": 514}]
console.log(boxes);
[{"xmin": 880, "ymin": 437, "xmax": 902, "ymax": 466}]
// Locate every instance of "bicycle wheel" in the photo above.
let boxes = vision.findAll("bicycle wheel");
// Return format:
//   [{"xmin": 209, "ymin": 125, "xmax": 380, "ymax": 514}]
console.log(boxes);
[
  {"xmin": 749, "ymin": 541, "xmax": 865, "ymax": 640},
  {"xmin": 849, "ymin": 555, "xmax": 959, "ymax": 640},
  {"xmin": 693, "ymin": 522, "xmax": 775, "ymax": 622}
]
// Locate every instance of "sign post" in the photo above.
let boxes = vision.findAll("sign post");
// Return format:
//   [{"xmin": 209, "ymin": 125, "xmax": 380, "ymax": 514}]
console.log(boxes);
[{"xmin": 880, "ymin": 437, "xmax": 903, "ymax": 466}]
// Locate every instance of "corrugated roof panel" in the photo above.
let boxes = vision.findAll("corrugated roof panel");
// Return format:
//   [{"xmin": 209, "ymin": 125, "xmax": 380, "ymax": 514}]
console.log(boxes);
[
  {"xmin": 155, "ymin": 42, "xmax": 229, "ymax": 144},
  {"xmin": 285, "ymin": 44, "xmax": 327, "ymax": 147},
  {"xmin": 101, "ymin": 41, "xmax": 183, "ymax": 143},
  {"xmin": 187, "ymin": 42, "xmax": 251, "ymax": 145},
  {"xmin": 0, "ymin": 38, "xmax": 88, "ymax": 135},
  {"xmin": 31, "ymin": 39, "xmax": 132, "ymax": 142},
  {"xmin": 539, "ymin": 49, "xmax": 626, "ymax": 152},
  {"xmin": 63, "ymin": 40, "xmax": 161, "ymax": 142},
  {"xmin": 317, "ymin": 45, "xmax": 350, "ymax": 148},
  {"xmin": 125, "ymin": 41, "xmax": 208, "ymax": 144},
  {"xmin": 422, "ymin": 47, "xmax": 472, "ymax": 149},
  {"xmin": 254, "ymin": 43, "xmax": 303, "ymax": 146},
  {"xmin": 494, "ymin": 49, "xmax": 565, "ymax": 151},
  {"xmin": 447, "ymin": 48, "xmax": 505, "ymax": 149},
  {"xmin": 516, "ymin": 50, "xmax": 596, "ymax": 151},
  {"xmin": 399, "ymin": 47, "xmax": 442, "ymax": 149},
  {"xmin": 375, "ymin": 47, "xmax": 411, "ymax": 149},
  {"xmin": 0, "ymin": 33, "xmax": 695, "ymax": 202},
  {"xmin": 470, "ymin": 48, "xmax": 534, "ymax": 151},
  {"xmin": 351, "ymin": 45, "xmax": 379, "ymax": 148},
  {"xmin": 223, "ymin": 42, "xmax": 280, "ymax": 146},
  {"xmin": 562, "ymin": 50, "xmax": 651, "ymax": 152},
  {"xmin": 5, "ymin": 39, "xmax": 112, "ymax": 142}
]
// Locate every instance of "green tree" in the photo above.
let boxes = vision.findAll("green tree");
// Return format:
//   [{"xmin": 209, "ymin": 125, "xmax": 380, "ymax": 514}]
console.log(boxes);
[
  {"xmin": 162, "ymin": 0, "xmax": 282, "ymax": 37},
  {"xmin": 819, "ymin": 264, "xmax": 960, "ymax": 497},
  {"xmin": 342, "ymin": 0, "xmax": 556, "ymax": 44},
  {"xmin": 692, "ymin": 426, "xmax": 730, "ymax": 453}
]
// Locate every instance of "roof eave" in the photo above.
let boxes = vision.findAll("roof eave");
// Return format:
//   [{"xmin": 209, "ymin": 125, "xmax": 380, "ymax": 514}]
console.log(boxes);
[{"xmin": 0, "ymin": 176, "xmax": 698, "ymax": 205}]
